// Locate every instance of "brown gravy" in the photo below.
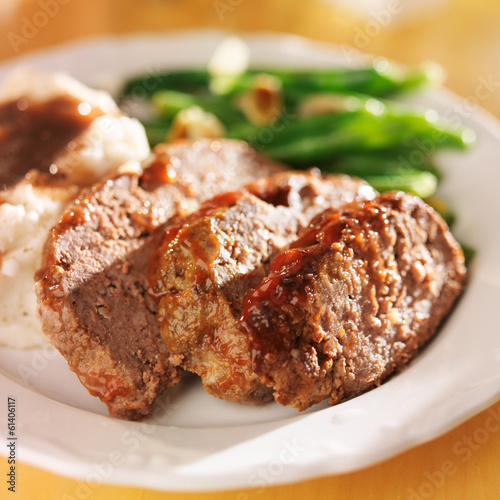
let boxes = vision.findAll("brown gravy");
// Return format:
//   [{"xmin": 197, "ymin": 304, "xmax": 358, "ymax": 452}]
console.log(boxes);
[{"xmin": 0, "ymin": 96, "xmax": 100, "ymax": 190}]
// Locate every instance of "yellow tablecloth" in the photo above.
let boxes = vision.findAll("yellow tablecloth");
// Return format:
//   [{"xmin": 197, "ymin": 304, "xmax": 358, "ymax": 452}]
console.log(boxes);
[{"xmin": 1, "ymin": 1, "xmax": 500, "ymax": 498}]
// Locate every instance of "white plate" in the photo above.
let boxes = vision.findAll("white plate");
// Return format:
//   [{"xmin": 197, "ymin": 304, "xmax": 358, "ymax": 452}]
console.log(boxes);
[{"xmin": 1, "ymin": 30, "xmax": 500, "ymax": 492}]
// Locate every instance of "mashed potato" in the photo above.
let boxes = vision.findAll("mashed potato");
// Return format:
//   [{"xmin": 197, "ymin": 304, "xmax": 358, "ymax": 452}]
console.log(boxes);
[
  {"xmin": 0, "ymin": 69, "xmax": 150, "ymax": 349},
  {"xmin": 0, "ymin": 182, "xmax": 73, "ymax": 348}
]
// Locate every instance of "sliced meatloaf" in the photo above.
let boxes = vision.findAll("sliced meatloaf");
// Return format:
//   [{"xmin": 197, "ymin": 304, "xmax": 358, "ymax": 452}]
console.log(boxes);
[
  {"xmin": 35, "ymin": 139, "xmax": 283, "ymax": 420},
  {"xmin": 150, "ymin": 170, "xmax": 376, "ymax": 405},
  {"xmin": 241, "ymin": 192, "xmax": 467, "ymax": 411}
]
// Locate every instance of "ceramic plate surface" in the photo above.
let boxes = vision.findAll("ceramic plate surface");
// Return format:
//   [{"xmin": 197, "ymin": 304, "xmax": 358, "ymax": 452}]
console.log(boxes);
[{"xmin": 1, "ymin": 30, "xmax": 500, "ymax": 492}]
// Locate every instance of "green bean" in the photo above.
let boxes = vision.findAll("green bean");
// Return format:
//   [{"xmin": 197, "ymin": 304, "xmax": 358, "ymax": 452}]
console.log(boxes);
[
  {"xmin": 238, "ymin": 109, "xmax": 471, "ymax": 165},
  {"xmin": 364, "ymin": 170, "xmax": 438, "ymax": 198},
  {"xmin": 119, "ymin": 62, "xmax": 438, "ymax": 103},
  {"xmin": 223, "ymin": 64, "xmax": 439, "ymax": 98},
  {"xmin": 151, "ymin": 90, "xmax": 244, "ymax": 124},
  {"xmin": 321, "ymin": 153, "xmax": 441, "ymax": 179},
  {"xmin": 119, "ymin": 70, "xmax": 211, "ymax": 101}
]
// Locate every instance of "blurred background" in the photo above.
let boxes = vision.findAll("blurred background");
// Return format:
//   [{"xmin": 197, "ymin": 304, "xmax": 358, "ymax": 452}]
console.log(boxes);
[{"xmin": 0, "ymin": 0, "xmax": 499, "ymax": 117}]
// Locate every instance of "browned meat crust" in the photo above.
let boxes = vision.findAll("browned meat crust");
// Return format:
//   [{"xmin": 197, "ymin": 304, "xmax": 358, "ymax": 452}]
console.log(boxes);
[
  {"xmin": 35, "ymin": 139, "xmax": 283, "ymax": 420},
  {"xmin": 241, "ymin": 192, "xmax": 467, "ymax": 411},
  {"xmin": 150, "ymin": 170, "xmax": 376, "ymax": 405}
]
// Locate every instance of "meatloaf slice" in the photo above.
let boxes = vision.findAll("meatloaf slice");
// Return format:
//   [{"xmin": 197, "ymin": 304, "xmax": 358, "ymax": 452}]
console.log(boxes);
[
  {"xmin": 150, "ymin": 170, "xmax": 376, "ymax": 405},
  {"xmin": 35, "ymin": 138, "xmax": 283, "ymax": 420},
  {"xmin": 241, "ymin": 191, "xmax": 467, "ymax": 411}
]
